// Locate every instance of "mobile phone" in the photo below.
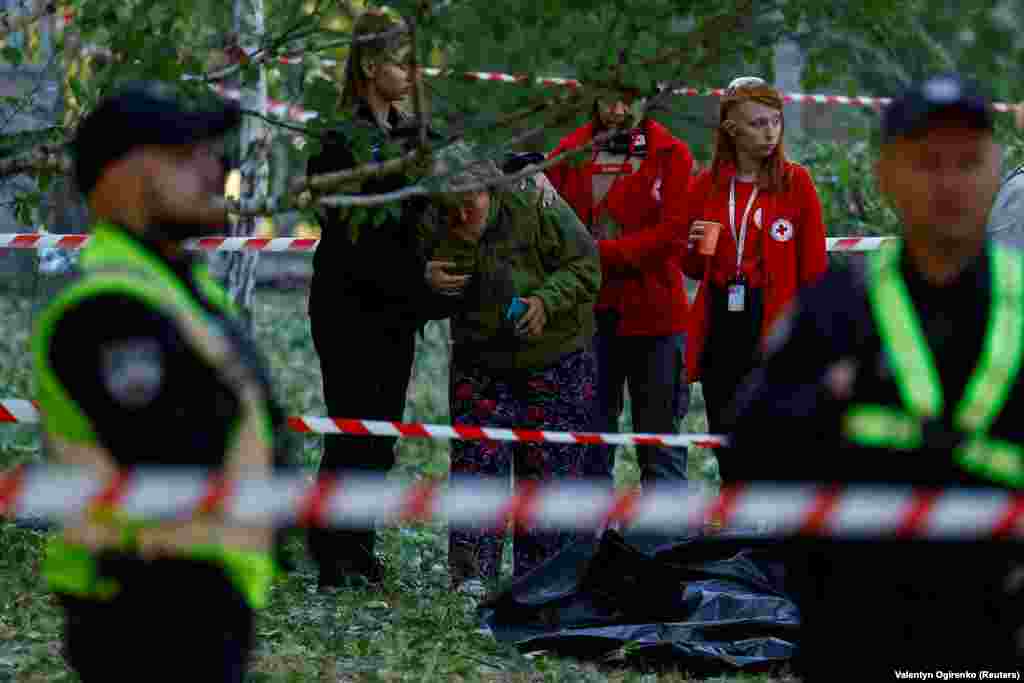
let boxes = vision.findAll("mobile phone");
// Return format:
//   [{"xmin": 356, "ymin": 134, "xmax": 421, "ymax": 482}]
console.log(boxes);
[{"xmin": 505, "ymin": 297, "xmax": 528, "ymax": 321}]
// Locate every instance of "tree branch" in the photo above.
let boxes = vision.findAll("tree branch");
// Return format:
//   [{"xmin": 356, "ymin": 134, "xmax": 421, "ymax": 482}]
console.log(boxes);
[
  {"xmin": 241, "ymin": 107, "xmax": 316, "ymax": 135},
  {"xmin": 288, "ymin": 147, "xmax": 423, "ymax": 195},
  {"xmin": 0, "ymin": 145, "xmax": 70, "ymax": 178},
  {"xmin": 312, "ymin": 129, "xmax": 609, "ymax": 209},
  {"xmin": 226, "ymin": 94, "xmax": 594, "ymax": 217},
  {"xmin": 288, "ymin": 85, "xmax": 584, "ymax": 195}
]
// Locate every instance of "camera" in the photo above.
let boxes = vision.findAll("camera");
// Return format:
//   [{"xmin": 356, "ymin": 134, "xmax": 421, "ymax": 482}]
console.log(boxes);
[{"xmin": 602, "ymin": 129, "xmax": 647, "ymax": 157}]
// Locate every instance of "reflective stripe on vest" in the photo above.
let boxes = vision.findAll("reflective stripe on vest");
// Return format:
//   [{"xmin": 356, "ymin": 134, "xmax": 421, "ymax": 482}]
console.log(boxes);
[
  {"xmin": 843, "ymin": 243, "xmax": 1024, "ymax": 487},
  {"xmin": 32, "ymin": 223, "xmax": 275, "ymax": 608}
]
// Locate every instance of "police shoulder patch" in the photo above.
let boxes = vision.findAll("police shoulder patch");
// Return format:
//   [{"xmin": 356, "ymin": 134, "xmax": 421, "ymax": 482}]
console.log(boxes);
[{"xmin": 100, "ymin": 338, "xmax": 165, "ymax": 409}]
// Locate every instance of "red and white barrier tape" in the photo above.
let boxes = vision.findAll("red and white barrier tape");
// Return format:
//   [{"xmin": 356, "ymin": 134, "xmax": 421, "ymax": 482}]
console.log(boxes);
[
  {"xmin": 211, "ymin": 84, "xmax": 319, "ymax": 124},
  {"xmin": 223, "ymin": 60, "xmax": 1020, "ymax": 114},
  {"xmin": 418, "ymin": 70, "xmax": 1022, "ymax": 113},
  {"xmin": 216, "ymin": 62, "xmax": 1021, "ymax": 118},
  {"xmin": 1, "ymin": 465, "xmax": 1022, "ymax": 538},
  {"xmin": 0, "ymin": 398, "xmax": 724, "ymax": 448},
  {"xmin": 210, "ymin": 74, "xmax": 1018, "ymax": 126},
  {"xmin": 3, "ymin": 234, "xmax": 897, "ymax": 253}
]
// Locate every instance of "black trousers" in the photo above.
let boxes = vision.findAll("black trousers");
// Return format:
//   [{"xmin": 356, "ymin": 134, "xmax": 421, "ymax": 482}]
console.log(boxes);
[
  {"xmin": 60, "ymin": 559, "xmax": 253, "ymax": 682},
  {"xmin": 700, "ymin": 283, "xmax": 763, "ymax": 484},
  {"xmin": 787, "ymin": 542, "xmax": 1023, "ymax": 680},
  {"xmin": 587, "ymin": 310, "xmax": 690, "ymax": 490},
  {"xmin": 310, "ymin": 307, "xmax": 417, "ymax": 577}
]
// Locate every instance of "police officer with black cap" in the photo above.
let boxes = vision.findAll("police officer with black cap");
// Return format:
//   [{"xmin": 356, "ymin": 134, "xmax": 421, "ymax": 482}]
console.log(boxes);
[
  {"xmin": 33, "ymin": 82, "xmax": 287, "ymax": 681},
  {"xmin": 728, "ymin": 74, "xmax": 1024, "ymax": 677}
]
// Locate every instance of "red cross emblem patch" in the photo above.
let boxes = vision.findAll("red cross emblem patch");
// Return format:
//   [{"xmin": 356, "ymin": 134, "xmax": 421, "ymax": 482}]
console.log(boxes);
[{"xmin": 770, "ymin": 218, "xmax": 794, "ymax": 242}]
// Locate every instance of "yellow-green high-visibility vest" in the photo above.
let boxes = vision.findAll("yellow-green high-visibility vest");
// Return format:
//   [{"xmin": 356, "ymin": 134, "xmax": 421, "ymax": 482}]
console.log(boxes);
[
  {"xmin": 32, "ymin": 222, "xmax": 277, "ymax": 608},
  {"xmin": 842, "ymin": 242, "xmax": 1024, "ymax": 488}
]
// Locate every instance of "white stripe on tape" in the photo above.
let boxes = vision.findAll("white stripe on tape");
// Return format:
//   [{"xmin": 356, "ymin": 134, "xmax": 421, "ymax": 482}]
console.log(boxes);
[{"xmin": 3, "ymin": 467, "xmax": 1023, "ymax": 538}]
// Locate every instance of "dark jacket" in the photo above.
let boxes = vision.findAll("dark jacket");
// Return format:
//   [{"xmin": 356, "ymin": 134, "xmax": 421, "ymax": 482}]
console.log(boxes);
[{"xmin": 307, "ymin": 100, "xmax": 446, "ymax": 331}]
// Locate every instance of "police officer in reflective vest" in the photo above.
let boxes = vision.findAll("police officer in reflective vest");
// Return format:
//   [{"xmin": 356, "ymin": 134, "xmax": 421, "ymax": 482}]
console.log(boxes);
[
  {"xmin": 33, "ymin": 82, "xmax": 281, "ymax": 682},
  {"xmin": 729, "ymin": 74, "xmax": 1024, "ymax": 678}
]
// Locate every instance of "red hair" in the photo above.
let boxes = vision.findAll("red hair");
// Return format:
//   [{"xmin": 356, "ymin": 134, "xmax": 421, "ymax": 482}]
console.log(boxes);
[{"xmin": 710, "ymin": 82, "xmax": 791, "ymax": 193}]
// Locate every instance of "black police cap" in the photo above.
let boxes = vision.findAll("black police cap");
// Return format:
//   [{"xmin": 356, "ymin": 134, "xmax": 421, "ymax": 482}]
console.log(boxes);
[
  {"xmin": 881, "ymin": 73, "xmax": 994, "ymax": 143},
  {"xmin": 71, "ymin": 81, "xmax": 242, "ymax": 196}
]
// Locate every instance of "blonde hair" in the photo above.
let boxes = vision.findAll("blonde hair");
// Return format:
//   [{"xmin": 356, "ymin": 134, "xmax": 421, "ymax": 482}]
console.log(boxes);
[
  {"xmin": 340, "ymin": 9, "xmax": 410, "ymax": 109},
  {"xmin": 710, "ymin": 80, "xmax": 791, "ymax": 193}
]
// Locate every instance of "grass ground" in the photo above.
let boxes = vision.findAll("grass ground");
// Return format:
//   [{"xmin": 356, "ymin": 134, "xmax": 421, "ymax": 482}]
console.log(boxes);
[{"xmin": 0, "ymin": 283, "xmax": 795, "ymax": 682}]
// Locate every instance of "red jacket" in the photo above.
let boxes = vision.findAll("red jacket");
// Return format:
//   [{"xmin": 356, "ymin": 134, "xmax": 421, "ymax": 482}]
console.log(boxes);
[
  {"xmin": 682, "ymin": 162, "xmax": 828, "ymax": 382},
  {"xmin": 545, "ymin": 119, "xmax": 694, "ymax": 336}
]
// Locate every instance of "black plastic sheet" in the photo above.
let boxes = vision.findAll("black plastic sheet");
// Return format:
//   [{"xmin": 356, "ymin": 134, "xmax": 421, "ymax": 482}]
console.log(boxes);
[{"xmin": 480, "ymin": 529, "xmax": 799, "ymax": 674}]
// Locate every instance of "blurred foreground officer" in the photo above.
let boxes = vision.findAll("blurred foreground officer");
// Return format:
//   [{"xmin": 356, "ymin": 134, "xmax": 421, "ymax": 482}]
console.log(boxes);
[
  {"xmin": 730, "ymin": 74, "xmax": 1024, "ymax": 678},
  {"xmin": 33, "ymin": 82, "xmax": 281, "ymax": 682}
]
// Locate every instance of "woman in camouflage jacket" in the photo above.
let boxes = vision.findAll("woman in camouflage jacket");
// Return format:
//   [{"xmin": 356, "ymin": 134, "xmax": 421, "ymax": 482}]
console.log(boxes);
[{"xmin": 426, "ymin": 145, "xmax": 601, "ymax": 595}]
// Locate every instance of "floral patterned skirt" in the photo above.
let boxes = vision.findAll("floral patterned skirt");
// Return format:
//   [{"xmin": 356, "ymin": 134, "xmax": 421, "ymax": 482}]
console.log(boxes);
[{"xmin": 448, "ymin": 349, "xmax": 596, "ymax": 585}]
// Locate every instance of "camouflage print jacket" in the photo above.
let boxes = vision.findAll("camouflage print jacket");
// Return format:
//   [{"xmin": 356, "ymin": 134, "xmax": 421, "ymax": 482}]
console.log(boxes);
[
  {"xmin": 988, "ymin": 164, "xmax": 1024, "ymax": 250},
  {"xmin": 427, "ymin": 175, "xmax": 601, "ymax": 371}
]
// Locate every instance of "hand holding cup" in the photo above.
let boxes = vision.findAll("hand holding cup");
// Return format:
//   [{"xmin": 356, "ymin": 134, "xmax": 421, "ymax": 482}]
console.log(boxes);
[{"xmin": 690, "ymin": 220, "xmax": 723, "ymax": 256}]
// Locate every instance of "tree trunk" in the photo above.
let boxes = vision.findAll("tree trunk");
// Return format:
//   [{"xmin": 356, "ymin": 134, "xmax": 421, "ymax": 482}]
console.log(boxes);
[{"xmin": 220, "ymin": 0, "xmax": 268, "ymax": 328}]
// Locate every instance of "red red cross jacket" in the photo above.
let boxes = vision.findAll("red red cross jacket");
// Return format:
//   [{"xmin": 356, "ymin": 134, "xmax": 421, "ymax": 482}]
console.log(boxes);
[
  {"xmin": 545, "ymin": 119, "xmax": 694, "ymax": 336},
  {"xmin": 681, "ymin": 161, "xmax": 828, "ymax": 382}
]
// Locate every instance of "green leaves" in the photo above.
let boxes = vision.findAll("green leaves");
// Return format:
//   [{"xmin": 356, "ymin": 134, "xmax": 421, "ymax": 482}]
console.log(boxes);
[{"xmin": 1, "ymin": 46, "xmax": 22, "ymax": 67}]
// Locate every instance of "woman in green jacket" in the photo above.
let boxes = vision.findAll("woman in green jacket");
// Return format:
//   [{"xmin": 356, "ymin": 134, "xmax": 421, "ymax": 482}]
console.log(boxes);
[{"xmin": 426, "ymin": 145, "xmax": 601, "ymax": 596}]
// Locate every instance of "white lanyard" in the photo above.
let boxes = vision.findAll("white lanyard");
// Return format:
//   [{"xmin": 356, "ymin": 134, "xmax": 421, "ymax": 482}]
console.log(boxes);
[{"xmin": 728, "ymin": 177, "xmax": 759, "ymax": 278}]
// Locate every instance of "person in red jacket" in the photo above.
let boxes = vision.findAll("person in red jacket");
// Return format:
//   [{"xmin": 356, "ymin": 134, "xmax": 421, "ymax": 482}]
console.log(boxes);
[
  {"xmin": 546, "ymin": 89, "xmax": 695, "ymax": 491},
  {"xmin": 682, "ymin": 77, "xmax": 827, "ymax": 482}
]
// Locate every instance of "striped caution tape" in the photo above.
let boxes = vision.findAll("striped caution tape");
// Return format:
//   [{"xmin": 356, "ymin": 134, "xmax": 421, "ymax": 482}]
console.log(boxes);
[
  {"xmin": 0, "ymin": 398, "xmax": 725, "ymax": 448},
  {"xmin": 2, "ymin": 234, "xmax": 898, "ymax": 253},
  {"xmin": 210, "ymin": 84, "xmax": 319, "ymax": 124},
  {"xmin": 221, "ymin": 61, "xmax": 1019, "ymax": 114},
  {"xmin": 1, "ymin": 465, "xmax": 1023, "ymax": 538}
]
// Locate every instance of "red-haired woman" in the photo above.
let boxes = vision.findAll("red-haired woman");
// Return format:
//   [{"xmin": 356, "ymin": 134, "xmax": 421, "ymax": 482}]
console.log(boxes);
[{"xmin": 683, "ymin": 77, "xmax": 827, "ymax": 479}]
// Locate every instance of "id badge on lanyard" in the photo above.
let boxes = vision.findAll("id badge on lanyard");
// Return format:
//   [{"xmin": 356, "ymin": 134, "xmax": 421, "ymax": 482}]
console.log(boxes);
[
  {"xmin": 728, "ymin": 276, "xmax": 746, "ymax": 312},
  {"xmin": 728, "ymin": 178, "xmax": 758, "ymax": 313}
]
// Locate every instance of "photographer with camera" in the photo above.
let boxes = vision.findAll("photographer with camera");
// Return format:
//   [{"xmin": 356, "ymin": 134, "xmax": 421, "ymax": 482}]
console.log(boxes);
[
  {"xmin": 424, "ymin": 143, "xmax": 600, "ymax": 597},
  {"xmin": 545, "ymin": 89, "xmax": 696, "ymax": 493}
]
